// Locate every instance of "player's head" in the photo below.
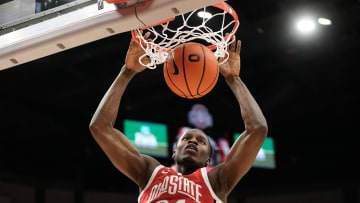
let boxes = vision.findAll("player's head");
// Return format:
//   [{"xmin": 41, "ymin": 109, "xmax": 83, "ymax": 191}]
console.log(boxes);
[{"xmin": 173, "ymin": 128, "xmax": 213, "ymax": 169}]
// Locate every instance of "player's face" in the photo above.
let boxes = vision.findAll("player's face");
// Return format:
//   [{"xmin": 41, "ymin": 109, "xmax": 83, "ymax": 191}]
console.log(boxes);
[{"xmin": 175, "ymin": 129, "xmax": 210, "ymax": 167}]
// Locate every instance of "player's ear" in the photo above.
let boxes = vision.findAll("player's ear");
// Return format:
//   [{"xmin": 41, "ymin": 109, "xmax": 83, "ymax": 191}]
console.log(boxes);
[
  {"xmin": 205, "ymin": 158, "xmax": 210, "ymax": 167},
  {"xmin": 172, "ymin": 151, "xmax": 176, "ymax": 159}
]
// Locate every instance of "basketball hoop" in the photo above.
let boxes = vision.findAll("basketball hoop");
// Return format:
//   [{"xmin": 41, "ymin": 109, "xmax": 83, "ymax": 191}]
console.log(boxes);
[{"xmin": 131, "ymin": 2, "xmax": 239, "ymax": 69}]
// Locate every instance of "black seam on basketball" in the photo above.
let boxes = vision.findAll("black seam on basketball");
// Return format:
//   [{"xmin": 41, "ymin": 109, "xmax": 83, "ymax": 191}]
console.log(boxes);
[
  {"xmin": 196, "ymin": 45, "xmax": 206, "ymax": 96},
  {"xmin": 199, "ymin": 63, "xmax": 219, "ymax": 95},
  {"xmin": 165, "ymin": 61, "xmax": 187, "ymax": 98},
  {"xmin": 199, "ymin": 66, "xmax": 218, "ymax": 94},
  {"xmin": 182, "ymin": 43, "xmax": 194, "ymax": 99}
]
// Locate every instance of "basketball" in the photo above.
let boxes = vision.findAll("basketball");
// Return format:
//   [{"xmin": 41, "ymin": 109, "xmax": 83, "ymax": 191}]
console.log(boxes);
[{"xmin": 163, "ymin": 42, "xmax": 219, "ymax": 99}]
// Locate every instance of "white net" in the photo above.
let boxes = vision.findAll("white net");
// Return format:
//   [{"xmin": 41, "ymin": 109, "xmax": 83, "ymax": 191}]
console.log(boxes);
[{"xmin": 133, "ymin": 4, "xmax": 239, "ymax": 69}]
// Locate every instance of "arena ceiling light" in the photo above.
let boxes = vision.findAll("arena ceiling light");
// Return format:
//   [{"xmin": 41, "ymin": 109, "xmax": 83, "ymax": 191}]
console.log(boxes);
[
  {"xmin": 318, "ymin": 17, "xmax": 332, "ymax": 25},
  {"xmin": 296, "ymin": 18, "xmax": 316, "ymax": 33}
]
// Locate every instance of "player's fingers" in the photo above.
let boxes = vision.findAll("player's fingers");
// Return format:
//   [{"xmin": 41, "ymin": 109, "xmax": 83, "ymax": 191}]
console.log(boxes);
[
  {"xmin": 230, "ymin": 35, "xmax": 236, "ymax": 52},
  {"xmin": 225, "ymin": 33, "xmax": 230, "ymax": 50},
  {"xmin": 218, "ymin": 56, "xmax": 224, "ymax": 63},
  {"xmin": 236, "ymin": 40, "xmax": 242, "ymax": 54},
  {"xmin": 141, "ymin": 56, "xmax": 151, "ymax": 65},
  {"xmin": 144, "ymin": 32, "xmax": 151, "ymax": 40},
  {"xmin": 130, "ymin": 37, "xmax": 136, "ymax": 47}
]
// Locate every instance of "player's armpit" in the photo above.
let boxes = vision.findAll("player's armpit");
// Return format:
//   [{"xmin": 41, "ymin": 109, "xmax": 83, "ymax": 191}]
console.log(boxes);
[{"xmin": 206, "ymin": 163, "xmax": 228, "ymax": 199}]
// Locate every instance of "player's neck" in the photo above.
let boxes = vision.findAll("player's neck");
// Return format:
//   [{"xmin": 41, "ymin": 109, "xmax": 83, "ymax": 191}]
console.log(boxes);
[{"xmin": 175, "ymin": 164, "xmax": 199, "ymax": 175}]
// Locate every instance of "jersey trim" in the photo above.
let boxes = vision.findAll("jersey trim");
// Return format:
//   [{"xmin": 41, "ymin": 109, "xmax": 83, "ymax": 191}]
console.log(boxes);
[
  {"xmin": 138, "ymin": 165, "xmax": 164, "ymax": 202},
  {"xmin": 200, "ymin": 167, "xmax": 223, "ymax": 203}
]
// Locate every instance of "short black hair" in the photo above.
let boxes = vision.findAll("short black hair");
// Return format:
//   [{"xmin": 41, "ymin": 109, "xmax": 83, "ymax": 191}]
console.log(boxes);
[{"xmin": 206, "ymin": 135, "xmax": 213, "ymax": 158}]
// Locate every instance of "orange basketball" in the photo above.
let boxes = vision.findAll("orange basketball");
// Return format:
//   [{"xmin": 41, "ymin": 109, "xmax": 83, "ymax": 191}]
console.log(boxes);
[{"xmin": 163, "ymin": 42, "xmax": 219, "ymax": 99}]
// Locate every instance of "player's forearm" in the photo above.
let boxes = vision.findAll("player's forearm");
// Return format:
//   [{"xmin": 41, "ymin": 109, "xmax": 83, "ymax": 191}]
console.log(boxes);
[
  {"xmin": 217, "ymin": 75, "xmax": 267, "ymax": 192},
  {"xmin": 90, "ymin": 66, "xmax": 137, "ymax": 129},
  {"xmin": 226, "ymin": 76, "xmax": 267, "ymax": 132}
]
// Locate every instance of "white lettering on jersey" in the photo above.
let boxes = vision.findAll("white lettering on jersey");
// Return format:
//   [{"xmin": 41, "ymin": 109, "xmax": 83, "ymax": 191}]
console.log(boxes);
[
  {"xmin": 195, "ymin": 184, "xmax": 202, "ymax": 202},
  {"xmin": 183, "ymin": 178, "xmax": 190, "ymax": 193},
  {"xmin": 168, "ymin": 176, "xmax": 178, "ymax": 195},
  {"xmin": 147, "ymin": 175, "xmax": 202, "ymax": 203}
]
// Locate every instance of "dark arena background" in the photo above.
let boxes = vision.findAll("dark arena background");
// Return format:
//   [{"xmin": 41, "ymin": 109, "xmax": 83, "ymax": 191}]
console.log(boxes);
[{"xmin": 1, "ymin": 0, "xmax": 360, "ymax": 202}]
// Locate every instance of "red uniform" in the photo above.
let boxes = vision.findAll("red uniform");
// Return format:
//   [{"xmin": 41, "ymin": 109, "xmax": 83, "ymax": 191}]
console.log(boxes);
[{"xmin": 138, "ymin": 165, "xmax": 222, "ymax": 203}]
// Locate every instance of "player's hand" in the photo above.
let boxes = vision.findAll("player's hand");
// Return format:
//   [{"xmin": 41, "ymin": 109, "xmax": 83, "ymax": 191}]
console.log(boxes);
[
  {"xmin": 125, "ymin": 32, "xmax": 151, "ymax": 73},
  {"xmin": 219, "ymin": 33, "xmax": 241, "ymax": 79}
]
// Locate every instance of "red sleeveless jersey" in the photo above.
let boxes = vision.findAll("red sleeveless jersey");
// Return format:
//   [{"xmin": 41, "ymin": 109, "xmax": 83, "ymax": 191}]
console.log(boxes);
[{"xmin": 138, "ymin": 165, "xmax": 222, "ymax": 203}]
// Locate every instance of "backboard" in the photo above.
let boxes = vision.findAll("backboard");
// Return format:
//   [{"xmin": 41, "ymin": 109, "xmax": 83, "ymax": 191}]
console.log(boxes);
[{"xmin": 0, "ymin": 0, "xmax": 225, "ymax": 70}]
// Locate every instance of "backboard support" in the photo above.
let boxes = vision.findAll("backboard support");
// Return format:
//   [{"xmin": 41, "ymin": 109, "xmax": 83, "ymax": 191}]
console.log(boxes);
[{"xmin": 0, "ymin": 0, "xmax": 225, "ymax": 71}]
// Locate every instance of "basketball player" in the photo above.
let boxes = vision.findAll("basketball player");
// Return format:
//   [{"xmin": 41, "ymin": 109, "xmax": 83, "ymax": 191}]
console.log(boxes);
[{"xmin": 89, "ymin": 33, "xmax": 268, "ymax": 203}]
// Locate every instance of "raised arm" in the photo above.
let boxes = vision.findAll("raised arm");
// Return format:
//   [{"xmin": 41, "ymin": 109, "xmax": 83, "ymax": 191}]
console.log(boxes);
[
  {"xmin": 209, "ymin": 36, "xmax": 268, "ymax": 197},
  {"xmin": 89, "ymin": 34, "xmax": 160, "ymax": 189}
]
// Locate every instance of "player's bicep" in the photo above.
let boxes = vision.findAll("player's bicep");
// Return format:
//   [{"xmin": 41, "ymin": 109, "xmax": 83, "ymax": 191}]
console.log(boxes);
[{"xmin": 90, "ymin": 126, "xmax": 159, "ymax": 186}]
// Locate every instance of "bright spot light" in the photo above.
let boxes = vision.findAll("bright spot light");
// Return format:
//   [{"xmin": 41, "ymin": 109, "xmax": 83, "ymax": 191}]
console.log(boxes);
[
  {"xmin": 318, "ymin": 18, "xmax": 332, "ymax": 25},
  {"xmin": 197, "ymin": 11, "xmax": 213, "ymax": 19},
  {"xmin": 296, "ymin": 19, "xmax": 316, "ymax": 33}
]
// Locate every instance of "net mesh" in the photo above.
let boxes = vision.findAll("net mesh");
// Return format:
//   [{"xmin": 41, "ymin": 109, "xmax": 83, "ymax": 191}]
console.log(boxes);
[{"xmin": 133, "ymin": 5, "xmax": 239, "ymax": 69}]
